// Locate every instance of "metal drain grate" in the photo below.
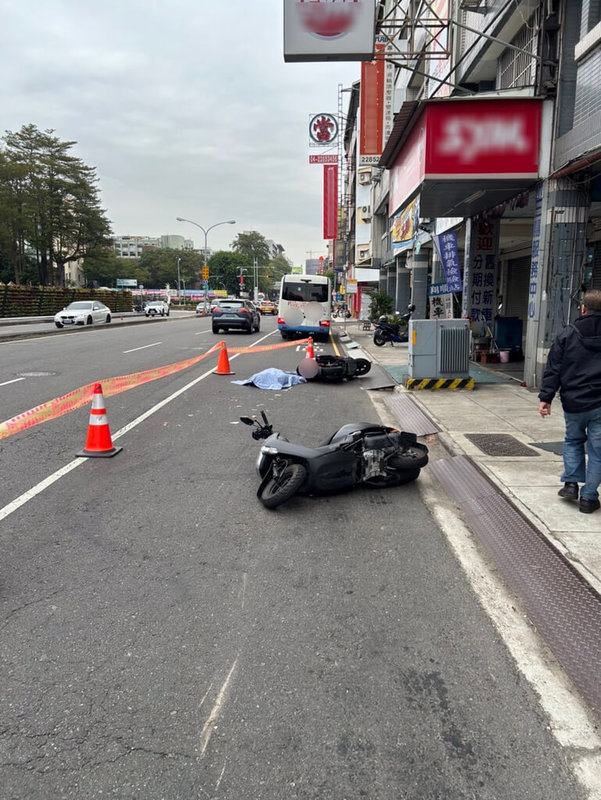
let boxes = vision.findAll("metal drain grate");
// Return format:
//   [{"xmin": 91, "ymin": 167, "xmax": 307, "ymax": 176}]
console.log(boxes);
[
  {"xmin": 386, "ymin": 395, "xmax": 441, "ymax": 436},
  {"xmin": 430, "ymin": 455, "xmax": 601, "ymax": 721},
  {"xmin": 465, "ymin": 433, "xmax": 539, "ymax": 457}
]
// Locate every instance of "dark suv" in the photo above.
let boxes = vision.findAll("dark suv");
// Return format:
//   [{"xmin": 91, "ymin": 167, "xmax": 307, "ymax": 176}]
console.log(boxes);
[{"xmin": 212, "ymin": 299, "xmax": 261, "ymax": 334}]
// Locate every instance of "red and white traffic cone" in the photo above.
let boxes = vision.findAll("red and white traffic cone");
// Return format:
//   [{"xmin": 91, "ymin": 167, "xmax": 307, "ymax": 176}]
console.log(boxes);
[
  {"xmin": 297, "ymin": 337, "xmax": 319, "ymax": 380},
  {"xmin": 214, "ymin": 343, "xmax": 234, "ymax": 375},
  {"xmin": 77, "ymin": 383, "xmax": 122, "ymax": 457}
]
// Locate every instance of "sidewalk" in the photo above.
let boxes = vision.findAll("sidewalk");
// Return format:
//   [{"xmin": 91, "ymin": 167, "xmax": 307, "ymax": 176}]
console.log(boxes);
[{"xmin": 338, "ymin": 319, "xmax": 601, "ymax": 597}]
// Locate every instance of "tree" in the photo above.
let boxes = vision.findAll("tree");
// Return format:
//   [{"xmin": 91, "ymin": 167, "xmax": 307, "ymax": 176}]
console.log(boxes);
[
  {"xmin": 137, "ymin": 248, "xmax": 204, "ymax": 290},
  {"xmin": 263, "ymin": 253, "xmax": 291, "ymax": 296},
  {"xmin": 81, "ymin": 250, "xmax": 146, "ymax": 288},
  {"xmin": 231, "ymin": 230, "xmax": 271, "ymax": 266},
  {"xmin": 208, "ymin": 250, "xmax": 251, "ymax": 296},
  {"xmin": 368, "ymin": 289, "xmax": 395, "ymax": 321},
  {"xmin": 0, "ymin": 125, "xmax": 112, "ymax": 286}
]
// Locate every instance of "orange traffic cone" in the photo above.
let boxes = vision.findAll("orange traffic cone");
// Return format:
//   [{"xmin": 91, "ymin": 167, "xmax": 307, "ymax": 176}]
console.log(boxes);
[
  {"xmin": 214, "ymin": 343, "xmax": 234, "ymax": 375},
  {"xmin": 77, "ymin": 383, "xmax": 122, "ymax": 458},
  {"xmin": 306, "ymin": 337, "xmax": 315, "ymax": 360}
]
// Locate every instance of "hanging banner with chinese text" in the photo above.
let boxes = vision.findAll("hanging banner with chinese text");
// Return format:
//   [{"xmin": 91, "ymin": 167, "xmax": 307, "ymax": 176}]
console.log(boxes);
[{"xmin": 432, "ymin": 231, "xmax": 463, "ymax": 292}]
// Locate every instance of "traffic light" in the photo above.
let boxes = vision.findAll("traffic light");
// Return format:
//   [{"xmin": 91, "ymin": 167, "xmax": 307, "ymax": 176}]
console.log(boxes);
[{"xmin": 202, "ymin": 266, "xmax": 209, "ymax": 280}]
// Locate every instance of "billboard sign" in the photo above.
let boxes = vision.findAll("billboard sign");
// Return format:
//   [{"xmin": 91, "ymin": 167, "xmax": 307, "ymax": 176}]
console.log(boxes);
[
  {"xmin": 359, "ymin": 40, "xmax": 385, "ymax": 166},
  {"xmin": 309, "ymin": 113, "xmax": 339, "ymax": 145},
  {"xmin": 309, "ymin": 154, "xmax": 339, "ymax": 164},
  {"xmin": 426, "ymin": 99, "xmax": 541, "ymax": 177},
  {"xmin": 323, "ymin": 164, "xmax": 338, "ymax": 240},
  {"xmin": 391, "ymin": 197, "xmax": 420, "ymax": 252},
  {"xmin": 284, "ymin": 0, "xmax": 376, "ymax": 62}
]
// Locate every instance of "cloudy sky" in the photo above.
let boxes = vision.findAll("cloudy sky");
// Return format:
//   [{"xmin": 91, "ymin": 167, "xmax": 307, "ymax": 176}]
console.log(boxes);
[{"xmin": 1, "ymin": 0, "xmax": 359, "ymax": 266}]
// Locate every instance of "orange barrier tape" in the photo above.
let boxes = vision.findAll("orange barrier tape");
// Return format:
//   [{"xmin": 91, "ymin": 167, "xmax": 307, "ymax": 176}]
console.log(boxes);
[
  {"xmin": 0, "ymin": 337, "xmax": 311, "ymax": 441},
  {"xmin": 229, "ymin": 337, "xmax": 310, "ymax": 355}
]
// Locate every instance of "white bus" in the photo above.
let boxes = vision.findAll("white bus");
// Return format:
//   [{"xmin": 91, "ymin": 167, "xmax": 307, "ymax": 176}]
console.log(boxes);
[{"xmin": 277, "ymin": 273, "xmax": 332, "ymax": 342}]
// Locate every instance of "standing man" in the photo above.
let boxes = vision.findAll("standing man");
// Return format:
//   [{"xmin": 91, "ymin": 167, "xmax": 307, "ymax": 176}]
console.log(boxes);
[{"xmin": 538, "ymin": 289, "xmax": 601, "ymax": 513}]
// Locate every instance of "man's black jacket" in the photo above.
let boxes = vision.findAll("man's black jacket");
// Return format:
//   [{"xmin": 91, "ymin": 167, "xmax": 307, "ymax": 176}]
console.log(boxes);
[{"xmin": 538, "ymin": 310, "xmax": 601, "ymax": 413}]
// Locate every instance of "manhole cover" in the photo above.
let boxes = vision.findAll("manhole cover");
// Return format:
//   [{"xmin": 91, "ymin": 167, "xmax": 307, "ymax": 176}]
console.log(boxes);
[
  {"xmin": 17, "ymin": 371, "xmax": 57, "ymax": 377},
  {"xmin": 465, "ymin": 433, "xmax": 539, "ymax": 457}
]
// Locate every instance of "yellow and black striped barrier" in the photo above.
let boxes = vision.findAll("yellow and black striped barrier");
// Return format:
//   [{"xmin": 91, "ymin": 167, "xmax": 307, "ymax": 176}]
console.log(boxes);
[{"xmin": 405, "ymin": 377, "xmax": 475, "ymax": 391}]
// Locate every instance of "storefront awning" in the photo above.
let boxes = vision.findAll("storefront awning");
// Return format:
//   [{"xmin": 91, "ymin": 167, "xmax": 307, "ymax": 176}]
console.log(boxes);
[{"xmin": 381, "ymin": 96, "xmax": 543, "ymax": 219}]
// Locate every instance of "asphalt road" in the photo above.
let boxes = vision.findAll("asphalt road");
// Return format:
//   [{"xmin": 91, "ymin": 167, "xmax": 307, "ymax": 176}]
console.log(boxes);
[{"xmin": 0, "ymin": 316, "xmax": 586, "ymax": 799}]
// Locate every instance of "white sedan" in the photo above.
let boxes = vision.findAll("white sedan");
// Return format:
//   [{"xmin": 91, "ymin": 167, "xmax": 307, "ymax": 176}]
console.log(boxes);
[{"xmin": 54, "ymin": 301, "xmax": 112, "ymax": 329}]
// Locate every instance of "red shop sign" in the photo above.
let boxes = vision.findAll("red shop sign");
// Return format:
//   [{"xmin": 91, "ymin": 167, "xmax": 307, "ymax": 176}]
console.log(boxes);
[{"xmin": 425, "ymin": 98, "xmax": 541, "ymax": 177}]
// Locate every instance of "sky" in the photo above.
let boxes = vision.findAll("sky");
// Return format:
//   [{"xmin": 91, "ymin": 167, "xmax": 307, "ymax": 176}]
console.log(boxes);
[{"xmin": 0, "ymin": 0, "xmax": 359, "ymax": 267}]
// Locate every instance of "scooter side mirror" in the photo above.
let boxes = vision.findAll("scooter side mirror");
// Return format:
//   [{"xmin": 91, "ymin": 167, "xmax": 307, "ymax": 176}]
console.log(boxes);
[{"xmin": 240, "ymin": 417, "xmax": 256, "ymax": 426}]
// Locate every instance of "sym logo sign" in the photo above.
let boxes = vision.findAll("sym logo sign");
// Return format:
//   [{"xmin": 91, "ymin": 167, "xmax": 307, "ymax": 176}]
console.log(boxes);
[
  {"xmin": 438, "ymin": 117, "xmax": 530, "ymax": 163},
  {"xmin": 284, "ymin": 0, "xmax": 376, "ymax": 62},
  {"xmin": 427, "ymin": 99, "xmax": 541, "ymax": 176}
]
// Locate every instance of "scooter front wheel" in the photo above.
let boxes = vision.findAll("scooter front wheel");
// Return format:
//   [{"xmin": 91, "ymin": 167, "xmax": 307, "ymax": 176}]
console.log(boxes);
[
  {"xmin": 259, "ymin": 463, "xmax": 307, "ymax": 509},
  {"xmin": 373, "ymin": 331, "xmax": 388, "ymax": 347}
]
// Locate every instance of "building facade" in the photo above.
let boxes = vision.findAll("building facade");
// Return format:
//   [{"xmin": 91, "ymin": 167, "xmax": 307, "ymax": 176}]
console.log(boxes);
[
  {"xmin": 113, "ymin": 234, "xmax": 193, "ymax": 259},
  {"xmin": 339, "ymin": 0, "xmax": 601, "ymax": 388}
]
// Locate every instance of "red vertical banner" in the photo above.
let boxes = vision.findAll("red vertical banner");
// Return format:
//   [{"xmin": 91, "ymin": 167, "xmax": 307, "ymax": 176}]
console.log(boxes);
[
  {"xmin": 323, "ymin": 164, "xmax": 338, "ymax": 240},
  {"xmin": 359, "ymin": 42, "xmax": 385, "ymax": 162}
]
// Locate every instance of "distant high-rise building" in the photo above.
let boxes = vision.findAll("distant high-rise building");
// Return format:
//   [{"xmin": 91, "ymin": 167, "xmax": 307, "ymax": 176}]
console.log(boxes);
[{"xmin": 113, "ymin": 234, "xmax": 193, "ymax": 259}]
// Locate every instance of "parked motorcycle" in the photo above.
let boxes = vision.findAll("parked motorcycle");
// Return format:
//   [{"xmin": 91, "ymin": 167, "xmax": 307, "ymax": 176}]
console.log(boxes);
[
  {"xmin": 373, "ymin": 304, "xmax": 416, "ymax": 347},
  {"xmin": 240, "ymin": 411, "xmax": 428, "ymax": 509},
  {"xmin": 298, "ymin": 354, "xmax": 372, "ymax": 382}
]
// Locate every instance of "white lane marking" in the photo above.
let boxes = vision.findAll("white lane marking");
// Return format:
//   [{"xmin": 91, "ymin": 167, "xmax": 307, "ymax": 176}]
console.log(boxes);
[
  {"xmin": 123, "ymin": 342, "xmax": 162, "ymax": 354},
  {"xmin": 0, "ymin": 377, "xmax": 25, "ymax": 387},
  {"xmin": 199, "ymin": 657, "xmax": 238, "ymax": 759},
  {"xmin": 0, "ymin": 331, "xmax": 276, "ymax": 522},
  {"xmin": 0, "ymin": 460, "xmax": 83, "ymax": 522}
]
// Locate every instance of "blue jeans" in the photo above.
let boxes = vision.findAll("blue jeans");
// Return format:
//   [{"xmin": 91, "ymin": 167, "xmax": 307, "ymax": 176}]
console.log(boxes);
[{"xmin": 561, "ymin": 405, "xmax": 601, "ymax": 501}]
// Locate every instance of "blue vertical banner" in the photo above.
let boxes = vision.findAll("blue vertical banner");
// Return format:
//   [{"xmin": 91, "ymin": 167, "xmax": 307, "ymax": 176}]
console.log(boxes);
[
  {"xmin": 528, "ymin": 183, "xmax": 543, "ymax": 320},
  {"xmin": 432, "ymin": 231, "xmax": 463, "ymax": 293}
]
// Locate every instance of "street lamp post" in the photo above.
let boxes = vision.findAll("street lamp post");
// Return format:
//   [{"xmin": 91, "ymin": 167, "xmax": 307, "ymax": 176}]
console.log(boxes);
[
  {"xmin": 176, "ymin": 216, "xmax": 236, "ymax": 313},
  {"xmin": 176, "ymin": 257, "xmax": 181, "ymax": 304}
]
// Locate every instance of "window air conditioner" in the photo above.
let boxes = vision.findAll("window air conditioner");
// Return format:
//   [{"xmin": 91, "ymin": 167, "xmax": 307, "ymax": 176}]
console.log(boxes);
[
  {"xmin": 358, "ymin": 171, "xmax": 371, "ymax": 185},
  {"xmin": 361, "ymin": 205, "xmax": 372, "ymax": 221}
]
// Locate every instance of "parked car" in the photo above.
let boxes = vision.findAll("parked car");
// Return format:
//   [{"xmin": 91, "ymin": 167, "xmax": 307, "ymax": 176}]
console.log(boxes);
[
  {"xmin": 144, "ymin": 301, "xmax": 170, "ymax": 317},
  {"xmin": 212, "ymin": 298, "xmax": 261, "ymax": 334},
  {"xmin": 196, "ymin": 300, "xmax": 218, "ymax": 315},
  {"xmin": 259, "ymin": 300, "xmax": 277, "ymax": 315},
  {"xmin": 54, "ymin": 301, "xmax": 112, "ymax": 329}
]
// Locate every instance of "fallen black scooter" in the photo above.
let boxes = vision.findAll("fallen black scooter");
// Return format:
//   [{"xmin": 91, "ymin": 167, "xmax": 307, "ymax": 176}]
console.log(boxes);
[
  {"xmin": 240, "ymin": 411, "xmax": 428, "ymax": 509},
  {"xmin": 373, "ymin": 304, "xmax": 415, "ymax": 347},
  {"xmin": 299, "ymin": 354, "xmax": 372, "ymax": 382}
]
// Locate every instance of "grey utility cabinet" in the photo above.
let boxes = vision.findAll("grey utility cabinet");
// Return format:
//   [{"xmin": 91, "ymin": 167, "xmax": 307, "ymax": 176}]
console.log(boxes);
[{"xmin": 408, "ymin": 319, "xmax": 471, "ymax": 379}]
